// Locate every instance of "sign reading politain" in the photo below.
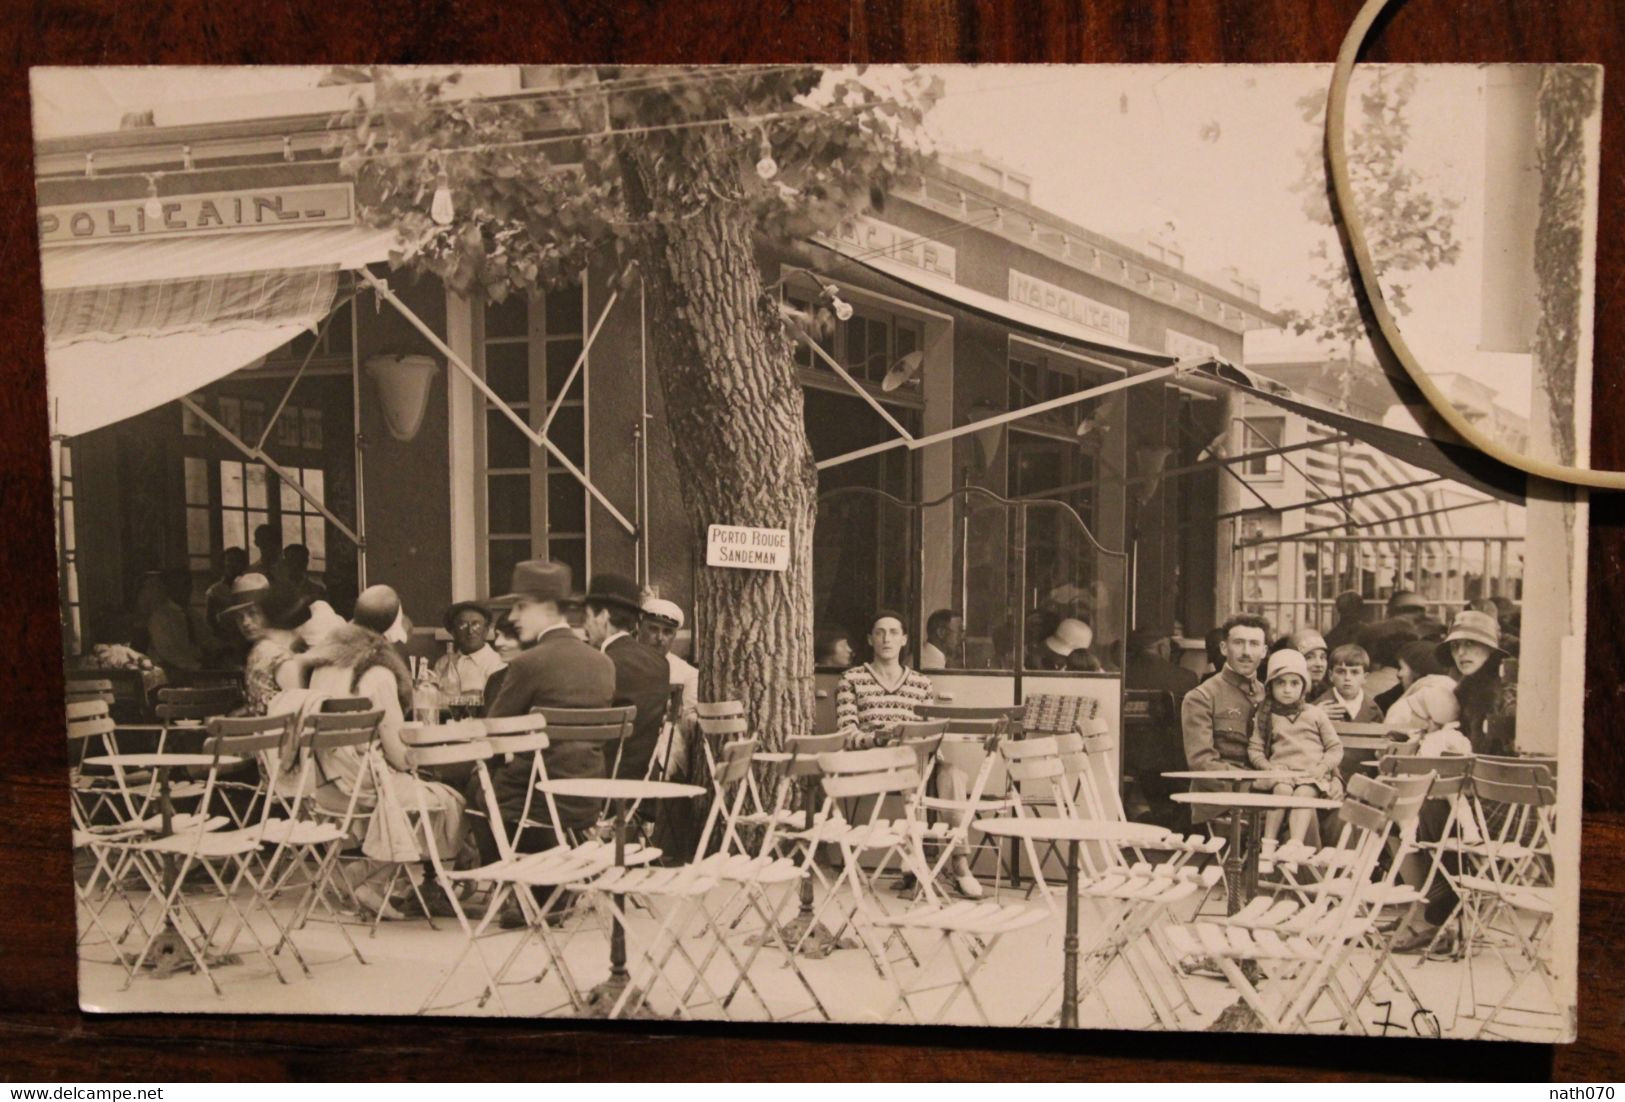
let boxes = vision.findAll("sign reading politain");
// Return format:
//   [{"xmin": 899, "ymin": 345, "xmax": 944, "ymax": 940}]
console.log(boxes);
[
  {"xmin": 39, "ymin": 183, "xmax": 356, "ymax": 246},
  {"xmin": 706, "ymin": 524, "xmax": 790, "ymax": 572}
]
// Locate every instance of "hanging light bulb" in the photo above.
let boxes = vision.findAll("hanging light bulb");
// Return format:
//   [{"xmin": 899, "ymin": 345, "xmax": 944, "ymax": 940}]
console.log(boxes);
[
  {"xmin": 430, "ymin": 162, "xmax": 455, "ymax": 226},
  {"xmin": 831, "ymin": 295, "xmax": 853, "ymax": 322},
  {"xmin": 143, "ymin": 176, "xmax": 163, "ymax": 223},
  {"xmin": 755, "ymin": 130, "xmax": 778, "ymax": 181}
]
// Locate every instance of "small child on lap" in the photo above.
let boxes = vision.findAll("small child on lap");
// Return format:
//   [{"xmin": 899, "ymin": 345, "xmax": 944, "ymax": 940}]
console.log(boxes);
[{"xmin": 1247, "ymin": 649, "xmax": 1345, "ymax": 845}]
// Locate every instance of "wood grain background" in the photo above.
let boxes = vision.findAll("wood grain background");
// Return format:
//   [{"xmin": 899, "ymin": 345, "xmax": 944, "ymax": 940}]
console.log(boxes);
[{"xmin": 3, "ymin": 0, "xmax": 1623, "ymax": 1081}]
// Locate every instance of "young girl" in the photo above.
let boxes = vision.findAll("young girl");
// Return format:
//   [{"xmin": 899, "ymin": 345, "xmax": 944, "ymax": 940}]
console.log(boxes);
[{"xmin": 1246, "ymin": 649, "xmax": 1344, "ymax": 845}]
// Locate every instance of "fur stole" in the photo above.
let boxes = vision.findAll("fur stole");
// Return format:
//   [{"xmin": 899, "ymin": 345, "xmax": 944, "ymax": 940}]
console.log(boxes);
[{"xmin": 302, "ymin": 622, "xmax": 413, "ymax": 715}]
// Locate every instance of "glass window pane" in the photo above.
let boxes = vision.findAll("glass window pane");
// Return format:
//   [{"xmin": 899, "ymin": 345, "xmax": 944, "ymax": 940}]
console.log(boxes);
[
  {"xmin": 547, "ymin": 472, "xmax": 585, "ymax": 534},
  {"xmin": 545, "ymin": 285, "xmax": 581, "ymax": 335},
  {"xmin": 248, "ymin": 510, "xmax": 268, "ymax": 538},
  {"xmin": 60, "ymin": 446, "xmax": 72, "ymax": 478},
  {"xmin": 246, "ymin": 464, "xmax": 269, "ymax": 510},
  {"xmin": 844, "ymin": 315, "xmax": 867, "ymax": 376},
  {"xmin": 484, "ymin": 292, "xmax": 528, "ymax": 339},
  {"xmin": 546, "ymin": 338, "xmax": 583, "ymax": 398},
  {"xmin": 488, "ymin": 539, "xmax": 532, "ymax": 597},
  {"xmin": 487, "ymin": 474, "xmax": 531, "ymax": 535},
  {"xmin": 550, "ymin": 537, "xmax": 586, "ymax": 586},
  {"xmin": 485, "ymin": 342, "xmax": 530, "ymax": 402},
  {"xmin": 184, "ymin": 457, "xmax": 208, "ymax": 505},
  {"xmin": 303, "ymin": 467, "xmax": 323, "ymax": 503},
  {"xmin": 221, "ymin": 461, "xmax": 244, "ymax": 507},
  {"xmin": 222, "ymin": 511, "xmax": 246, "ymax": 552},
  {"xmin": 280, "ymin": 477, "xmax": 301, "ymax": 513},
  {"xmin": 282, "ymin": 514, "xmax": 303, "ymax": 549},
  {"xmin": 305, "ymin": 517, "xmax": 327, "ymax": 563},
  {"xmin": 187, "ymin": 507, "xmax": 212, "ymax": 556},
  {"xmin": 67, "ymin": 567, "xmax": 80, "ymax": 602},
  {"xmin": 868, "ymin": 319, "xmax": 889, "ymax": 381},
  {"xmin": 63, "ymin": 499, "xmax": 75, "ymax": 540},
  {"xmin": 487, "ymin": 409, "xmax": 531, "ymax": 469},
  {"xmin": 546, "ymin": 404, "xmax": 584, "ymax": 464}
]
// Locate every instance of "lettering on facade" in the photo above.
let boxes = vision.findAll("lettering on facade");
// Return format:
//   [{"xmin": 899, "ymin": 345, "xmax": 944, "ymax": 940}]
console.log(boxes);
[
  {"xmin": 1165, "ymin": 328, "xmax": 1221, "ymax": 360},
  {"xmin": 830, "ymin": 215, "xmax": 956, "ymax": 282},
  {"xmin": 38, "ymin": 183, "xmax": 356, "ymax": 245},
  {"xmin": 706, "ymin": 524, "xmax": 791, "ymax": 572},
  {"xmin": 1007, "ymin": 270, "xmax": 1131, "ymax": 339}
]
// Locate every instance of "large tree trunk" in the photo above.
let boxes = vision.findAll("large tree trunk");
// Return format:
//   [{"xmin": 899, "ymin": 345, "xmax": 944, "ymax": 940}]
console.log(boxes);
[{"xmin": 620, "ymin": 139, "xmax": 818, "ymax": 752}]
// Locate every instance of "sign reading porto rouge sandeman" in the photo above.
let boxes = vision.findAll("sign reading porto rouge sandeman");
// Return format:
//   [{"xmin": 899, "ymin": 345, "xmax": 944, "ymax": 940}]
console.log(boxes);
[
  {"xmin": 706, "ymin": 524, "xmax": 791, "ymax": 572},
  {"xmin": 38, "ymin": 183, "xmax": 356, "ymax": 245}
]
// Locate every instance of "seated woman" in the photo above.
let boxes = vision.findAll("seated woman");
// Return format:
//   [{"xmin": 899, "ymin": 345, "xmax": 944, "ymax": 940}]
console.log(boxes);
[
  {"xmin": 433, "ymin": 601, "xmax": 506, "ymax": 705},
  {"xmin": 834, "ymin": 610, "xmax": 982, "ymax": 899},
  {"xmin": 218, "ymin": 574, "xmax": 301, "ymax": 716},
  {"xmin": 298, "ymin": 585, "xmax": 466, "ymax": 919}
]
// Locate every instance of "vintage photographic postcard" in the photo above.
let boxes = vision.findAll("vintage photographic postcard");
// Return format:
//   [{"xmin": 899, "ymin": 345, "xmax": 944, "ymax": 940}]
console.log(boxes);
[{"xmin": 38, "ymin": 63, "xmax": 1592, "ymax": 1039}]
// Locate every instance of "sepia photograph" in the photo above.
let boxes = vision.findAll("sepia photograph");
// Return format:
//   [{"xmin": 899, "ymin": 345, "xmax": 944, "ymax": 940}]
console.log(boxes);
[{"xmin": 35, "ymin": 62, "xmax": 1593, "ymax": 1039}]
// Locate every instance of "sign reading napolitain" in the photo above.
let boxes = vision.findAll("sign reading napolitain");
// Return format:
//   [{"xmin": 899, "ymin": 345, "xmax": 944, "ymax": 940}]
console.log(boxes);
[{"xmin": 706, "ymin": 524, "xmax": 790, "ymax": 571}]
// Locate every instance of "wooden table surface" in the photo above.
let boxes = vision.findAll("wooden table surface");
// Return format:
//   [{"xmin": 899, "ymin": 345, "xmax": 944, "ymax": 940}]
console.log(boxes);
[{"xmin": 6, "ymin": 0, "xmax": 1625, "ymax": 1083}]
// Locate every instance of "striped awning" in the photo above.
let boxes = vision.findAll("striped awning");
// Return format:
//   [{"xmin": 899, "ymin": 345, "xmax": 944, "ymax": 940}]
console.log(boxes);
[
  {"xmin": 46, "ymin": 266, "xmax": 339, "ymax": 346},
  {"xmin": 41, "ymin": 225, "xmax": 398, "ymax": 437}
]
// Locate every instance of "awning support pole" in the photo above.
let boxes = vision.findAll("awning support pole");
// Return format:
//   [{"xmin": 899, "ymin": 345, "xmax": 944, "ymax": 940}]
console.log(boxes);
[
  {"xmin": 1235, "ymin": 498, "xmax": 1494, "ymax": 548},
  {"xmin": 179, "ymin": 395, "xmax": 361, "ymax": 546},
  {"xmin": 361, "ymin": 270, "xmax": 636, "ymax": 536},
  {"xmin": 1238, "ymin": 416, "xmax": 1356, "ymax": 526},
  {"xmin": 541, "ymin": 286, "xmax": 618, "ymax": 438},
  {"xmin": 352, "ymin": 293, "xmax": 367, "ymax": 589},
  {"xmin": 1036, "ymin": 433, "xmax": 1357, "ymax": 499},
  {"xmin": 1214, "ymin": 474, "xmax": 1446, "ymax": 521},
  {"xmin": 256, "ymin": 295, "xmax": 350, "ymax": 454},
  {"xmin": 815, "ymin": 366, "xmax": 1177, "ymax": 471},
  {"xmin": 794, "ymin": 327, "xmax": 918, "ymax": 445}
]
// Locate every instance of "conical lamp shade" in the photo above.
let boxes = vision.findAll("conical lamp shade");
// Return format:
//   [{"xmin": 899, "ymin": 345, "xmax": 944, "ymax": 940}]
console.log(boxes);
[{"xmin": 366, "ymin": 354, "xmax": 439, "ymax": 442}]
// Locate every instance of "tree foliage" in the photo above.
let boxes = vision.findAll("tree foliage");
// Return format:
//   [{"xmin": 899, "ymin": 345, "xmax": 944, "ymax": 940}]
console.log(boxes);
[
  {"xmin": 1286, "ymin": 69, "xmax": 1462, "ymax": 356},
  {"xmin": 329, "ymin": 65, "xmax": 942, "ymax": 315}
]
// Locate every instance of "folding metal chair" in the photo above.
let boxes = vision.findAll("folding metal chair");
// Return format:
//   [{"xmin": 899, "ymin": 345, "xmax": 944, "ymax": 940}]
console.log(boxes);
[
  {"xmin": 1444, "ymin": 758, "xmax": 1562, "ymax": 1039},
  {"xmin": 151, "ymin": 685, "xmax": 248, "ymax": 824},
  {"xmin": 526, "ymin": 705, "xmax": 636, "ymax": 847},
  {"xmin": 405, "ymin": 720, "xmax": 606, "ymax": 1016},
  {"xmin": 803, "ymin": 744, "xmax": 943, "ymax": 974},
  {"xmin": 1165, "ymin": 772, "xmax": 1434, "ymax": 1034},
  {"xmin": 281, "ymin": 706, "xmax": 389, "ymax": 956},
  {"xmin": 117, "ymin": 722, "xmax": 297, "ymax": 995}
]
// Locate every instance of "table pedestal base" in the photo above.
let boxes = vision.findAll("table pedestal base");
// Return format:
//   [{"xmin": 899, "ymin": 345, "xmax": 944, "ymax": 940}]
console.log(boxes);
[
  {"xmin": 580, "ymin": 975, "xmax": 661, "ymax": 1019},
  {"xmin": 770, "ymin": 913, "xmax": 858, "ymax": 958},
  {"xmin": 1204, "ymin": 960, "xmax": 1267, "ymax": 1033},
  {"xmin": 140, "ymin": 927, "xmax": 242, "ymax": 978}
]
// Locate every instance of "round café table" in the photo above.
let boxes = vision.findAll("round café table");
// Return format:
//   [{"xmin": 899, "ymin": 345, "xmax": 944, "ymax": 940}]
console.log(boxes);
[
  {"xmin": 974, "ymin": 817, "xmax": 1172, "ymax": 1028},
  {"xmin": 537, "ymin": 777, "xmax": 705, "ymax": 1016},
  {"xmin": 84, "ymin": 752, "xmax": 243, "ymax": 974},
  {"xmin": 1162, "ymin": 770, "xmax": 1311, "ymax": 914}
]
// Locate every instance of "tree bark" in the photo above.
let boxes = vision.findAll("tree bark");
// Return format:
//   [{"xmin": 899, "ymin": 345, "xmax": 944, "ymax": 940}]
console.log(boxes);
[{"xmin": 619, "ymin": 136, "xmax": 818, "ymax": 752}]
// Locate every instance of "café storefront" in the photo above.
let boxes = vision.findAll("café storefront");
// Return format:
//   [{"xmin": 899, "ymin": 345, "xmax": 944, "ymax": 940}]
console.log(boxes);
[{"xmin": 38, "ymin": 114, "xmax": 1279, "ymax": 751}]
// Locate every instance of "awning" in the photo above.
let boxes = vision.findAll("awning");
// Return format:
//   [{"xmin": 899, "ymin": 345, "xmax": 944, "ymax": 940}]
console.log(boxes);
[
  {"xmin": 1193, "ymin": 360, "xmax": 1526, "ymax": 504},
  {"xmin": 42, "ymin": 226, "xmax": 398, "ymax": 437},
  {"xmin": 48, "ymin": 324, "xmax": 314, "ymax": 439},
  {"xmin": 40, "ymin": 225, "xmax": 400, "ymax": 290},
  {"xmin": 813, "ymin": 238, "xmax": 1176, "ymax": 368}
]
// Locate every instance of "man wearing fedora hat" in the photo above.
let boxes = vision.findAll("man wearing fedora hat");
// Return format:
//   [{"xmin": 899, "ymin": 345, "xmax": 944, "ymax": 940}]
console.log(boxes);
[
  {"xmin": 584, "ymin": 573, "xmax": 670, "ymax": 789},
  {"xmin": 477, "ymin": 560, "xmax": 616, "ymax": 870}
]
